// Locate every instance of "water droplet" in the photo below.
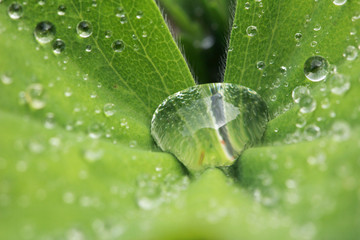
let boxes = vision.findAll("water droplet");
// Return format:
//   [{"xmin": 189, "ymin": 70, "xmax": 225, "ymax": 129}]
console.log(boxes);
[
  {"xmin": 76, "ymin": 21, "xmax": 93, "ymax": 38},
  {"xmin": 313, "ymin": 24, "xmax": 321, "ymax": 31},
  {"xmin": 52, "ymin": 39, "xmax": 65, "ymax": 54},
  {"xmin": 343, "ymin": 45, "xmax": 358, "ymax": 61},
  {"xmin": 103, "ymin": 103, "xmax": 116, "ymax": 117},
  {"xmin": 244, "ymin": 2, "xmax": 250, "ymax": 9},
  {"xmin": 331, "ymin": 121, "xmax": 350, "ymax": 141},
  {"xmin": 34, "ymin": 21, "xmax": 56, "ymax": 44},
  {"xmin": 310, "ymin": 41, "xmax": 317, "ymax": 47},
  {"xmin": 304, "ymin": 56, "xmax": 329, "ymax": 82},
  {"xmin": 333, "ymin": 0, "xmax": 347, "ymax": 6},
  {"xmin": 38, "ymin": 0, "xmax": 45, "ymax": 6},
  {"xmin": 57, "ymin": 5, "xmax": 66, "ymax": 16},
  {"xmin": 328, "ymin": 73, "xmax": 350, "ymax": 95},
  {"xmin": 25, "ymin": 84, "xmax": 46, "ymax": 110},
  {"xmin": 299, "ymin": 95, "xmax": 316, "ymax": 114},
  {"xmin": 88, "ymin": 123, "xmax": 103, "ymax": 139},
  {"xmin": 8, "ymin": 2, "xmax": 23, "ymax": 20},
  {"xmin": 1, "ymin": 74, "xmax": 12, "ymax": 85},
  {"xmin": 112, "ymin": 40, "xmax": 125, "ymax": 52},
  {"xmin": 304, "ymin": 124, "xmax": 320, "ymax": 141},
  {"xmin": 151, "ymin": 83, "xmax": 269, "ymax": 172},
  {"xmin": 256, "ymin": 61, "xmax": 265, "ymax": 70},
  {"xmin": 44, "ymin": 112, "xmax": 55, "ymax": 129},
  {"xmin": 294, "ymin": 32, "xmax": 302, "ymax": 41},
  {"xmin": 136, "ymin": 11, "xmax": 143, "ymax": 19},
  {"xmin": 246, "ymin": 25, "xmax": 257, "ymax": 37},
  {"xmin": 292, "ymin": 86, "xmax": 310, "ymax": 103},
  {"xmin": 105, "ymin": 30, "xmax": 112, "ymax": 38},
  {"xmin": 85, "ymin": 45, "xmax": 92, "ymax": 52},
  {"xmin": 83, "ymin": 148, "xmax": 103, "ymax": 162}
]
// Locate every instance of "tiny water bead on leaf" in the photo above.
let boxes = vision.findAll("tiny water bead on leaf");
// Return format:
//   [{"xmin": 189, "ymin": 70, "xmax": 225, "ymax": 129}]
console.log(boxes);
[
  {"xmin": 333, "ymin": 0, "xmax": 347, "ymax": 6},
  {"xmin": 8, "ymin": 2, "xmax": 23, "ymax": 20},
  {"xmin": 52, "ymin": 39, "xmax": 65, "ymax": 54},
  {"xmin": 76, "ymin": 21, "xmax": 93, "ymax": 38},
  {"xmin": 151, "ymin": 83, "xmax": 269, "ymax": 172},
  {"xmin": 25, "ymin": 83, "xmax": 46, "ymax": 110},
  {"xmin": 112, "ymin": 40, "xmax": 125, "ymax": 52},
  {"xmin": 34, "ymin": 21, "xmax": 56, "ymax": 44},
  {"xmin": 304, "ymin": 56, "xmax": 329, "ymax": 82},
  {"xmin": 246, "ymin": 25, "xmax": 257, "ymax": 37}
]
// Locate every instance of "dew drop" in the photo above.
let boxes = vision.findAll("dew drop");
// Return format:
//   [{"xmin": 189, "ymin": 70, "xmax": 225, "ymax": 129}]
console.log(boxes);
[
  {"xmin": 105, "ymin": 30, "xmax": 112, "ymax": 39},
  {"xmin": 304, "ymin": 56, "xmax": 329, "ymax": 82},
  {"xmin": 76, "ymin": 21, "xmax": 93, "ymax": 38},
  {"xmin": 256, "ymin": 61, "xmax": 265, "ymax": 70},
  {"xmin": 304, "ymin": 124, "xmax": 320, "ymax": 141},
  {"xmin": 8, "ymin": 2, "xmax": 23, "ymax": 20},
  {"xmin": 331, "ymin": 121, "xmax": 350, "ymax": 141},
  {"xmin": 294, "ymin": 32, "xmax": 302, "ymax": 41},
  {"xmin": 343, "ymin": 45, "xmax": 358, "ymax": 61},
  {"xmin": 1, "ymin": 74, "xmax": 12, "ymax": 85},
  {"xmin": 244, "ymin": 2, "xmax": 250, "ymax": 9},
  {"xmin": 34, "ymin": 21, "xmax": 56, "ymax": 44},
  {"xmin": 57, "ymin": 5, "xmax": 66, "ymax": 16},
  {"xmin": 292, "ymin": 86, "xmax": 310, "ymax": 103},
  {"xmin": 328, "ymin": 73, "xmax": 350, "ymax": 95},
  {"xmin": 151, "ymin": 83, "xmax": 269, "ymax": 172},
  {"xmin": 246, "ymin": 25, "xmax": 257, "ymax": 37},
  {"xmin": 313, "ymin": 24, "xmax": 321, "ymax": 31},
  {"xmin": 299, "ymin": 95, "xmax": 316, "ymax": 114},
  {"xmin": 333, "ymin": 0, "xmax": 347, "ymax": 6},
  {"xmin": 136, "ymin": 11, "xmax": 143, "ymax": 19},
  {"xmin": 52, "ymin": 39, "xmax": 65, "ymax": 54},
  {"xmin": 88, "ymin": 123, "xmax": 103, "ymax": 139},
  {"xmin": 25, "ymin": 83, "xmax": 46, "ymax": 110},
  {"xmin": 103, "ymin": 103, "xmax": 116, "ymax": 117},
  {"xmin": 112, "ymin": 40, "xmax": 125, "ymax": 52},
  {"xmin": 85, "ymin": 45, "xmax": 92, "ymax": 52}
]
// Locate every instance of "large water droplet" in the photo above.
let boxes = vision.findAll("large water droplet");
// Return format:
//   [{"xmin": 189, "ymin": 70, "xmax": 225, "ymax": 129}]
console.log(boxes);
[
  {"xmin": 52, "ymin": 39, "xmax": 65, "ymax": 54},
  {"xmin": 112, "ymin": 40, "xmax": 125, "ymax": 52},
  {"xmin": 25, "ymin": 83, "xmax": 46, "ymax": 110},
  {"xmin": 34, "ymin": 21, "xmax": 56, "ymax": 44},
  {"xmin": 8, "ymin": 2, "xmax": 23, "ymax": 20},
  {"xmin": 151, "ymin": 83, "xmax": 269, "ymax": 172},
  {"xmin": 246, "ymin": 25, "xmax": 257, "ymax": 37},
  {"xmin": 76, "ymin": 21, "xmax": 93, "ymax": 38},
  {"xmin": 304, "ymin": 56, "xmax": 329, "ymax": 82}
]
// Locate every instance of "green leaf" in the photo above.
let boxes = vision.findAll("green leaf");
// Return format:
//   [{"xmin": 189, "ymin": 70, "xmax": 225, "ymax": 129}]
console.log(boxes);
[{"xmin": 1, "ymin": 0, "xmax": 360, "ymax": 239}]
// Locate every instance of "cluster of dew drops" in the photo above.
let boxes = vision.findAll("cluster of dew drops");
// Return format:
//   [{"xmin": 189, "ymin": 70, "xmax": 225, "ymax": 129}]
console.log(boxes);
[
  {"xmin": 228, "ymin": 0, "xmax": 359, "ymax": 145},
  {"xmin": 2, "ymin": 2, "xmax": 152, "ymax": 144}
]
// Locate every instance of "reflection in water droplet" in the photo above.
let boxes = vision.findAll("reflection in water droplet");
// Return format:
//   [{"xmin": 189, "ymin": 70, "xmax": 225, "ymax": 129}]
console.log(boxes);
[
  {"xmin": 34, "ymin": 21, "xmax": 56, "ymax": 44},
  {"xmin": 304, "ymin": 56, "xmax": 329, "ymax": 82},
  {"xmin": 246, "ymin": 25, "xmax": 257, "ymax": 37},
  {"xmin": 8, "ymin": 2, "xmax": 23, "ymax": 20},
  {"xmin": 52, "ymin": 39, "xmax": 65, "ymax": 54},
  {"xmin": 77, "ymin": 21, "xmax": 93, "ymax": 38},
  {"xmin": 256, "ymin": 61, "xmax": 265, "ymax": 70},
  {"xmin": 57, "ymin": 5, "xmax": 66, "ymax": 15},
  {"xmin": 295, "ymin": 32, "xmax": 302, "ymax": 41},
  {"xmin": 25, "ymin": 83, "xmax": 46, "ymax": 110},
  {"xmin": 112, "ymin": 40, "xmax": 125, "ymax": 52},
  {"xmin": 151, "ymin": 83, "xmax": 269, "ymax": 172},
  {"xmin": 333, "ymin": 0, "xmax": 347, "ymax": 6}
]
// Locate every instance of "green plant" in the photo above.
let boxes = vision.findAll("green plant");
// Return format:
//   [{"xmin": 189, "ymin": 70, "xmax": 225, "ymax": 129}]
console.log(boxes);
[{"xmin": 0, "ymin": 0, "xmax": 359, "ymax": 239}]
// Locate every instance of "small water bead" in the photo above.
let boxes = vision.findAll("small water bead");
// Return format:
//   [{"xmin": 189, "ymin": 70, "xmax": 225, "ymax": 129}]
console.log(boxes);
[
  {"xmin": 294, "ymin": 32, "xmax": 302, "ymax": 41},
  {"xmin": 299, "ymin": 95, "xmax": 316, "ymax": 114},
  {"xmin": 313, "ymin": 24, "xmax": 321, "ymax": 31},
  {"xmin": 328, "ymin": 73, "xmax": 350, "ymax": 95},
  {"xmin": 1, "ymin": 74, "xmax": 12, "ymax": 85},
  {"xmin": 25, "ymin": 83, "xmax": 46, "ymax": 110},
  {"xmin": 76, "ymin": 21, "xmax": 93, "ymax": 38},
  {"xmin": 57, "ymin": 5, "xmax": 66, "ymax": 15},
  {"xmin": 52, "ymin": 39, "xmax": 65, "ymax": 54},
  {"xmin": 333, "ymin": 0, "xmax": 347, "ymax": 6},
  {"xmin": 88, "ymin": 123, "xmax": 103, "ymax": 139},
  {"xmin": 103, "ymin": 103, "xmax": 116, "ymax": 117},
  {"xmin": 292, "ymin": 86, "xmax": 310, "ymax": 103},
  {"xmin": 343, "ymin": 45, "xmax": 358, "ymax": 61},
  {"xmin": 136, "ymin": 11, "xmax": 143, "ymax": 19},
  {"xmin": 304, "ymin": 124, "xmax": 321, "ymax": 141},
  {"xmin": 244, "ymin": 2, "xmax": 250, "ymax": 9},
  {"xmin": 331, "ymin": 121, "xmax": 350, "ymax": 141},
  {"xmin": 151, "ymin": 83, "xmax": 269, "ymax": 172},
  {"xmin": 105, "ymin": 30, "xmax": 112, "ymax": 39},
  {"xmin": 246, "ymin": 25, "xmax": 257, "ymax": 37},
  {"xmin": 8, "ymin": 2, "xmax": 23, "ymax": 20},
  {"xmin": 112, "ymin": 40, "xmax": 125, "ymax": 52},
  {"xmin": 304, "ymin": 56, "xmax": 329, "ymax": 82},
  {"xmin": 38, "ymin": 0, "xmax": 45, "ymax": 6},
  {"xmin": 85, "ymin": 45, "xmax": 92, "ymax": 52},
  {"xmin": 310, "ymin": 41, "xmax": 317, "ymax": 48},
  {"xmin": 256, "ymin": 61, "xmax": 265, "ymax": 70},
  {"xmin": 34, "ymin": 21, "xmax": 56, "ymax": 44}
]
